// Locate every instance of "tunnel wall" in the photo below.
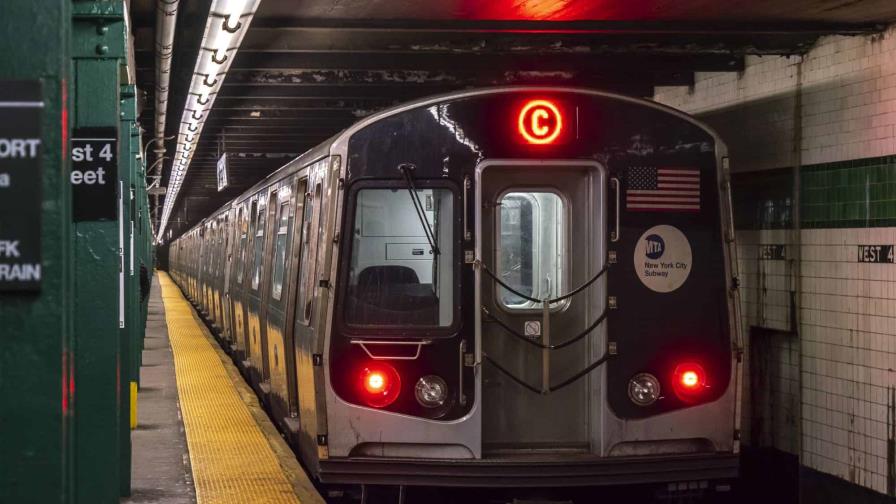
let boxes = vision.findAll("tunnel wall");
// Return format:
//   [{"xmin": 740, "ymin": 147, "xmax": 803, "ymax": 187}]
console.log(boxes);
[{"xmin": 655, "ymin": 25, "xmax": 896, "ymax": 497}]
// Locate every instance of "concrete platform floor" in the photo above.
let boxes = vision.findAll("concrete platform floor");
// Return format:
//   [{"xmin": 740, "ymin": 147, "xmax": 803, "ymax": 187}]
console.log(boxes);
[{"xmin": 123, "ymin": 274, "xmax": 196, "ymax": 503}]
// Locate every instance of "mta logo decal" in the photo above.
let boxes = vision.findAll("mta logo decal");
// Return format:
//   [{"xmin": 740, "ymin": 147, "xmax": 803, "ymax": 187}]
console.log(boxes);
[{"xmin": 645, "ymin": 234, "xmax": 665, "ymax": 260}]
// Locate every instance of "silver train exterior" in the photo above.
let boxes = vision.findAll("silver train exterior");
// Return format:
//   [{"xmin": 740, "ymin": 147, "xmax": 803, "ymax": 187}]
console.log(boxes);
[{"xmin": 167, "ymin": 87, "xmax": 743, "ymax": 488}]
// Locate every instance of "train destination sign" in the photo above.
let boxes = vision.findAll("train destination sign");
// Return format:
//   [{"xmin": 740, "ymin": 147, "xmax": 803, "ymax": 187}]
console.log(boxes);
[
  {"xmin": 72, "ymin": 128, "xmax": 117, "ymax": 221},
  {"xmin": 857, "ymin": 245, "xmax": 894, "ymax": 263},
  {"xmin": 517, "ymin": 99, "xmax": 563, "ymax": 145},
  {"xmin": 0, "ymin": 81, "xmax": 43, "ymax": 291}
]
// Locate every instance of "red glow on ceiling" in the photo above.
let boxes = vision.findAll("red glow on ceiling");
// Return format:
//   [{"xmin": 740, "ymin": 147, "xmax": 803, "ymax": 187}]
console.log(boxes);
[
  {"xmin": 458, "ymin": 0, "xmax": 592, "ymax": 21},
  {"xmin": 518, "ymin": 99, "xmax": 562, "ymax": 144}
]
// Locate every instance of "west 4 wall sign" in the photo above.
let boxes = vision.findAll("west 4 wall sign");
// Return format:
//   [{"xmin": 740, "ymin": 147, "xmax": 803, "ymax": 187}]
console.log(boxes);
[
  {"xmin": 0, "ymin": 81, "xmax": 43, "ymax": 291},
  {"xmin": 72, "ymin": 128, "xmax": 117, "ymax": 221}
]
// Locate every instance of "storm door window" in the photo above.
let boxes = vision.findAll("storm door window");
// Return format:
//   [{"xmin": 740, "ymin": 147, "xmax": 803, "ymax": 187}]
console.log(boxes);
[
  {"xmin": 345, "ymin": 188, "xmax": 454, "ymax": 327},
  {"xmin": 497, "ymin": 192, "xmax": 565, "ymax": 308},
  {"xmin": 251, "ymin": 200, "xmax": 266, "ymax": 291},
  {"xmin": 271, "ymin": 199, "xmax": 291, "ymax": 301}
]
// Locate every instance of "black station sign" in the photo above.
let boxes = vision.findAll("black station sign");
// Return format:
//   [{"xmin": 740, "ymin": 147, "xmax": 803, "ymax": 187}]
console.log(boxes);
[
  {"xmin": 857, "ymin": 245, "xmax": 894, "ymax": 263},
  {"xmin": 72, "ymin": 128, "xmax": 117, "ymax": 221},
  {"xmin": 0, "ymin": 81, "xmax": 43, "ymax": 292},
  {"xmin": 217, "ymin": 152, "xmax": 228, "ymax": 191}
]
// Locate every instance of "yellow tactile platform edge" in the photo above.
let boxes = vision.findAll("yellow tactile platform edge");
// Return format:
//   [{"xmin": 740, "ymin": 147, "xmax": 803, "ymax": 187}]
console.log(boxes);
[{"xmin": 159, "ymin": 272, "xmax": 307, "ymax": 504}]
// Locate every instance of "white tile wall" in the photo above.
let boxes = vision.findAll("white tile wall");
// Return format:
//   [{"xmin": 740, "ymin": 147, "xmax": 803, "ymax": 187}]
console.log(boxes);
[
  {"xmin": 654, "ymin": 25, "xmax": 896, "ymax": 496},
  {"xmin": 655, "ymin": 26, "xmax": 896, "ymax": 172},
  {"xmin": 799, "ymin": 228, "xmax": 896, "ymax": 494}
]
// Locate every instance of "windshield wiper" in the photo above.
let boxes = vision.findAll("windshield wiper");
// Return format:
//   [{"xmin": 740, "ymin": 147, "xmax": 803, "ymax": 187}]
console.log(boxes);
[{"xmin": 398, "ymin": 163, "xmax": 440, "ymax": 256}]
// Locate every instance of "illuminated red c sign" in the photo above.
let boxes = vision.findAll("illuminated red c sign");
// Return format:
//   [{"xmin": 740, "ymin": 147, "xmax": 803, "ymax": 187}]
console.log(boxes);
[{"xmin": 518, "ymin": 99, "xmax": 562, "ymax": 144}]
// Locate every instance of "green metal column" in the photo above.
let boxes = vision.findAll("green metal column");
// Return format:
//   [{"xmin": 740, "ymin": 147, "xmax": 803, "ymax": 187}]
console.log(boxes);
[
  {"xmin": 71, "ymin": 1, "xmax": 126, "ymax": 502},
  {"xmin": 0, "ymin": 1, "xmax": 72, "ymax": 502},
  {"xmin": 119, "ymin": 84, "xmax": 140, "ymax": 439}
]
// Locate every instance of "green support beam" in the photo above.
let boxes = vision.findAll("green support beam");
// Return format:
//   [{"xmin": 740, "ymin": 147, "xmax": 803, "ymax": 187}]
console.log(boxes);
[
  {"xmin": 119, "ymin": 84, "xmax": 139, "ymax": 467},
  {"xmin": 71, "ymin": 1, "xmax": 126, "ymax": 501},
  {"xmin": 0, "ymin": 1, "xmax": 73, "ymax": 502}
]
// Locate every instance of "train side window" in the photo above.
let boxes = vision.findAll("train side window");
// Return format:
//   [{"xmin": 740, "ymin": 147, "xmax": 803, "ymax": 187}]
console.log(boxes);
[
  {"xmin": 224, "ymin": 215, "xmax": 230, "ymax": 263},
  {"xmin": 236, "ymin": 207, "xmax": 248, "ymax": 284},
  {"xmin": 496, "ymin": 191, "xmax": 566, "ymax": 309},
  {"xmin": 251, "ymin": 199, "xmax": 266, "ymax": 290},
  {"xmin": 296, "ymin": 186, "xmax": 315, "ymax": 324},
  {"xmin": 271, "ymin": 199, "xmax": 291, "ymax": 301}
]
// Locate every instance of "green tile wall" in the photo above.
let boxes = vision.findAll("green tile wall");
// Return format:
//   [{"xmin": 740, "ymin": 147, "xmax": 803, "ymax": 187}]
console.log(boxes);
[
  {"xmin": 730, "ymin": 155, "xmax": 896, "ymax": 230},
  {"xmin": 801, "ymin": 155, "xmax": 896, "ymax": 229}
]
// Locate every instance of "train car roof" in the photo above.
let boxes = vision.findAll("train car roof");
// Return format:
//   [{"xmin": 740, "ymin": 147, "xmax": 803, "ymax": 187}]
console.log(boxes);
[{"xmin": 174, "ymin": 86, "xmax": 723, "ymax": 241}]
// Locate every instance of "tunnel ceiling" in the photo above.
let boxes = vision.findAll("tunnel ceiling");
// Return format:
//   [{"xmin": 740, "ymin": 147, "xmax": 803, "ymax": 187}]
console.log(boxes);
[{"xmin": 130, "ymin": 0, "xmax": 896, "ymax": 240}]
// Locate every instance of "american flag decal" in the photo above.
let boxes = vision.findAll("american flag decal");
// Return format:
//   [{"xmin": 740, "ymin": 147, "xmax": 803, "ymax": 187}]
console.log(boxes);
[{"xmin": 626, "ymin": 166, "xmax": 700, "ymax": 212}]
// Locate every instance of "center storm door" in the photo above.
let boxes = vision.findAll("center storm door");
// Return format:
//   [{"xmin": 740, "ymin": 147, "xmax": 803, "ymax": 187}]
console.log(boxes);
[{"xmin": 477, "ymin": 159, "xmax": 607, "ymax": 455}]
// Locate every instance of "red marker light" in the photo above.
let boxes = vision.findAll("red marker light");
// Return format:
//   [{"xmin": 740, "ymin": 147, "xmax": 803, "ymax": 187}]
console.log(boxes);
[
  {"xmin": 359, "ymin": 363, "xmax": 401, "ymax": 408},
  {"xmin": 518, "ymin": 99, "xmax": 562, "ymax": 145},
  {"xmin": 673, "ymin": 362, "xmax": 707, "ymax": 401},
  {"xmin": 682, "ymin": 370, "xmax": 700, "ymax": 388},
  {"xmin": 364, "ymin": 371, "xmax": 386, "ymax": 394}
]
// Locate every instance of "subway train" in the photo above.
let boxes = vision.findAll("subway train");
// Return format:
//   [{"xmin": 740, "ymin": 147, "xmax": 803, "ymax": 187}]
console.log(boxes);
[{"xmin": 167, "ymin": 87, "xmax": 743, "ymax": 496}]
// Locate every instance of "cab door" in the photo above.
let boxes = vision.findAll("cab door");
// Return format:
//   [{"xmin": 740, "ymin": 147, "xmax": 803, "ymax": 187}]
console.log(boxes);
[{"xmin": 477, "ymin": 159, "xmax": 607, "ymax": 455}]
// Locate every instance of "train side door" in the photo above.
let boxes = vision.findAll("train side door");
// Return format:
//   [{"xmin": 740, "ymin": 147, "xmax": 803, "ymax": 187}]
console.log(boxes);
[
  {"xmin": 265, "ymin": 181, "xmax": 304, "ymax": 424},
  {"xmin": 233, "ymin": 204, "xmax": 251, "ymax": 361},
  {"xmin": 247, "ymin": 197, "xmax": 265, "ymax": 379},
  {"xmin": 477, "ymin": 159, "xmax": 607, "ymax": 455},
  {"xmin": 292, "ymin": 165, "xmax": 326, "ymax": 460},
  {"xmin": 255, "ymin": 190, "xmax": 280, "ymax": 391}
]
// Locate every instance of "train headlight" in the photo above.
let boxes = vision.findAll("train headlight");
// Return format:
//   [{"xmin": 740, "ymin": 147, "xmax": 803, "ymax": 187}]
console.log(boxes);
[
  {"xmin": 415, "ymin": 375, "xmax": 448, "ymax": 408},
  {"xmin": 359, "ymin": 363, "xmax": 401, "ymax": 408},
  {"xmin": 628, "ymin": 373, "xmax": 661, "ymax": 406}
]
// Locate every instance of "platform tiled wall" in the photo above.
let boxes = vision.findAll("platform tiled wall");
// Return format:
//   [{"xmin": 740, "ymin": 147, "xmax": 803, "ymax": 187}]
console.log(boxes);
[{"xmin": 654, "ymin": 25, "xmax": 896, "ymax": 496}]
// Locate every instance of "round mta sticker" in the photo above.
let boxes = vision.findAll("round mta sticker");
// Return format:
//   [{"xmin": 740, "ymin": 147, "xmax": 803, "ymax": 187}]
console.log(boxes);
[{"xmin": 633, "ymin": 225, "xmax": 692, "ymax": 293}]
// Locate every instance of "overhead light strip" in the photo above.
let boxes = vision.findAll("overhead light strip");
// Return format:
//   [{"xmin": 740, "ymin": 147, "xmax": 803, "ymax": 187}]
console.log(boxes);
[{"xmin": 156, "ymin": 0, "xmax": 261, "ymax": 242}]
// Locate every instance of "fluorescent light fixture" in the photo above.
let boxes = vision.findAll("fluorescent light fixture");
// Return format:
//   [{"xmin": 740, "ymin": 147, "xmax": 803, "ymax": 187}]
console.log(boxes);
[{"xmin": 156, "ymin": 0, "xmax": 259, "ymax": 241}]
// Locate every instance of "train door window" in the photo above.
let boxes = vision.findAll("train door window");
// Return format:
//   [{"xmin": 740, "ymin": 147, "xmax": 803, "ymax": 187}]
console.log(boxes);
[
  {"xmin": 345, "ymin": 187, "xmax": 455, "ymax": 327},
  {"xmin": 271, "ymin": 197, "xmax": 291, "ymax": 301},
  {"xmin": 251, "ymin": 198, "xmax": 266, "ymax": 290},
  {"xmin": 296, "ymin": 185, "xmax": 314, "ymax": 324},
  {"xmin": 237, "ymin": 206, "xmax": 248, "ymax": 283},
  {"xmin": 496, "ymin": 191, "xmax": 566, "ymax": 309}
]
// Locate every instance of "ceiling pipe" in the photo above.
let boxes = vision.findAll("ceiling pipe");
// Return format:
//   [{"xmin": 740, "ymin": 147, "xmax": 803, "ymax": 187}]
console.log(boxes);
[
  {"xmin": 154, "ymin": 0, "xmax": 179, "ymax": 175},
  {"xmin": 153, "ymin": 0, "xmax": 179, "ymax": 230}
]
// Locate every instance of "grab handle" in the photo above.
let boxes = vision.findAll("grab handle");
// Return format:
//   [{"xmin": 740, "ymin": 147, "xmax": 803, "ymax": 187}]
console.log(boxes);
[{"xmin": 610, "ymin": 177, "xmax": 620, "ymax": 242}]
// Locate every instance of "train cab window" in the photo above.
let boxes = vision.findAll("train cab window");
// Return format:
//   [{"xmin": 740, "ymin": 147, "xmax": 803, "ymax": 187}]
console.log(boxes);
[
  {"xmin": 496, "ymin": 191, "xmax": 565, "ymax": 309},
  {"xmin": 345, "ymin": 187, "xmax": 455, "ymax": 327},
  {"xmin": 251, "ymin": 200, "xmax": 266, "ymax": 290},
  {"xmin": 271, "ymin": 199, "xmax": 291, "ymax": 301}
]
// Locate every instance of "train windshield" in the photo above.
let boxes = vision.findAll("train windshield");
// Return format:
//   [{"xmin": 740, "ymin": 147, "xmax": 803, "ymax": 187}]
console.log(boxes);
[{"xmin": 345, "ymin": 188, "xmax": 454, "ymax": 327}]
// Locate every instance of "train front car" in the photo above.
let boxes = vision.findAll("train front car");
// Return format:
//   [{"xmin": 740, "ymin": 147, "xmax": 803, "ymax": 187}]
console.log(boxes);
[{"xmin": 320, "ymin": 88, "xmax": 742, "ymax": 489}]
